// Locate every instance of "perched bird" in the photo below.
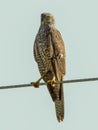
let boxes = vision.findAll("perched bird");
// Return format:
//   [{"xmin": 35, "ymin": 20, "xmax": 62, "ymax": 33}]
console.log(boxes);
[{"xmin": 33, "ymin": 13, "xmax": 66, "ymax": 122}]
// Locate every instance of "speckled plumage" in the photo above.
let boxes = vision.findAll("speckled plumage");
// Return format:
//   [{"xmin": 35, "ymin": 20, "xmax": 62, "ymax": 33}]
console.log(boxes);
[{"xmin": 33, "ymin": 13, "xmax": 66, "ymax": 122}]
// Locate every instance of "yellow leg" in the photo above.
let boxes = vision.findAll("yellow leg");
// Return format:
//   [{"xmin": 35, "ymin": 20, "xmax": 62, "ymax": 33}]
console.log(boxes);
[
  {"xmin": 31, "ymin": 69, "xmax": 49, "ymax": 88},
  {"xmin": 31, "ymin": 77, "xmax": 42, "ymax": 88},
  {"xmin": 47, "ymin": 77, "xmax": 57, "ymax": 87}
]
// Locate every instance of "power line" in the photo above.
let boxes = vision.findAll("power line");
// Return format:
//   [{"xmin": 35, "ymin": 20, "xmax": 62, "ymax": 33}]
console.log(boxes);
[{"xmin": 0, "ymin": 77, "xmax": 98, "ymax": 90}]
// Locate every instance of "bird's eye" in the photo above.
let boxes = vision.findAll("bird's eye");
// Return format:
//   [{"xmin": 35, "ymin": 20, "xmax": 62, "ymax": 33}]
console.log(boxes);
[{"xmin": 47, "ymin": 16, "xmax": 50, "ymax": 20}]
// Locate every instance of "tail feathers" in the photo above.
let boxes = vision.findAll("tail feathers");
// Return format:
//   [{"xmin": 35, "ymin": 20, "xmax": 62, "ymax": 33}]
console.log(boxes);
[
  {"xmin": 47, "ymin": 77, "xmax": 64, "ymax": 122},
  {"xmin": 55, "ymin": 98, "xmax": 64, "ymax": 122},
  {"xmin": 55, "ymin": 84, "xmax": 64, "ymax": 122}
]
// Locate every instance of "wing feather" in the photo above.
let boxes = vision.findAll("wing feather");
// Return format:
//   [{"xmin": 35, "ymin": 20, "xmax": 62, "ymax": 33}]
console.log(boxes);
[{"xmin": 48, "ymin": 28, "xmax": 66, "ymax": 80}]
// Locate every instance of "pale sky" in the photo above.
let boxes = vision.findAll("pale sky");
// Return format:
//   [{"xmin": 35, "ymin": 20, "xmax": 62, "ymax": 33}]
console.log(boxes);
[{"xmin": 0, "ymin": 0, "xmax": 98, "ymax": 130}]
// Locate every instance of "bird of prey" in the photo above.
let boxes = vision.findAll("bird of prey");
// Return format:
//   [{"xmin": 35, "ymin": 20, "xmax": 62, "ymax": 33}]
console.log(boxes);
[{"xmin": 32, "ymin": 13, "xmax": 66, "ymax": 122}]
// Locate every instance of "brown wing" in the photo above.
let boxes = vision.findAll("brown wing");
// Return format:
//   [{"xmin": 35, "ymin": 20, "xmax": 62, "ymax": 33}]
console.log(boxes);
[
  {"xmin": 48, "ymin": 28, "xmax": 66, "ymax": 80},
  {"xmin": 47, "ymin": 28, "xmax": 65, "ymax": 102},
  {"xmin": 33, "ymin": 38, "xmax": 38, "ymax": 62}
]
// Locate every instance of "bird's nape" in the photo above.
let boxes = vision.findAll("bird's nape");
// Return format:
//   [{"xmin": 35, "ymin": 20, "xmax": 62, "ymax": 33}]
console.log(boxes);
[{"xmin": 41, "ymin": 12, "xmax": 55, "ymax": 25}]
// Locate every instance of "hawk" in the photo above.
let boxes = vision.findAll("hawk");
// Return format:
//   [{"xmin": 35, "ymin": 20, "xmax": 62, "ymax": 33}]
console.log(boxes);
[{"xmin": 32, "ymin": 13, "xmax": 66, "ymax": 122}]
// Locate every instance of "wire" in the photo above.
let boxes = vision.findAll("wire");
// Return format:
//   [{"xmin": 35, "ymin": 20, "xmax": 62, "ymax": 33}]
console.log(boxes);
[{"xmin": 0, "ymin": 77, "xmax": 98, "ymax": 90}]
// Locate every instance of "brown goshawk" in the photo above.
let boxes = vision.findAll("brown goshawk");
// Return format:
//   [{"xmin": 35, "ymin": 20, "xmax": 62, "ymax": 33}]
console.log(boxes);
[{"xmin": 33, "ymin": 13, "xmax": 66, "ymax": 122}]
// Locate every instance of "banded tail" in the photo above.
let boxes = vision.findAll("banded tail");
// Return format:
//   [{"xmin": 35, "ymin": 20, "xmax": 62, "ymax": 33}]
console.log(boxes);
[
  {"xmin": 55, "ymin": 84, "xmax": 64, "ymax": 122},
  {"xmin": 47, "ymin": 80, "xmax": 64, "ymax": 122}
]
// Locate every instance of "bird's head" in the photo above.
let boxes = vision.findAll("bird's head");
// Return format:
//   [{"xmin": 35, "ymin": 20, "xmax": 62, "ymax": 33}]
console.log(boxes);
[{"xmin": 41, "ymin": 13, "xmax": 55, "ymax": 26}]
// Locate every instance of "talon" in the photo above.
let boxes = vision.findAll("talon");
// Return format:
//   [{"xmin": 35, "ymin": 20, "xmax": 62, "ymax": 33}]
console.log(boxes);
[
  {"xmin": 47, "ymin": 80, "xmax": 57, "ymax": 87},
  {"xmin": 31, "ymin": 81, "xmax": 40, "ymax": 88}
]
